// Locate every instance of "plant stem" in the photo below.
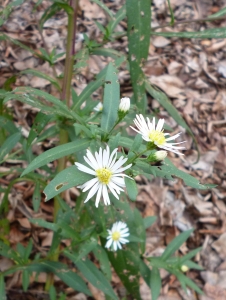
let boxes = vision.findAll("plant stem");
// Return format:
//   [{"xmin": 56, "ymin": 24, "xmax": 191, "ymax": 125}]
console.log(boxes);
[{"xmin": 45, "ymin": 0, "xmax": 79, "ymax": 291}]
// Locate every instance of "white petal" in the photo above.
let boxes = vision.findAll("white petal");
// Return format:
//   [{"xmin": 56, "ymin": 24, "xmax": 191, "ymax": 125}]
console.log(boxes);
[
  {"xmin": 105, "ymin": 238, "xmax": 113, "ymax": 248},
  {"xmin": 165, "ymin": 133, "xmax": 181, "ymax": 141},
  {"xmin": 103, "ymin": 146, "xmax": 110, "ymax": 167},
  {"xmin": 111, "ymin": 176, "xmax": 125, "ymax": 187},
  {"xmin": 82, "ymin": 177, "xmax": 99, "ymax": 192},
  {"xmin": 102, "ymin": 185, "xmax": 110, "ymax": 205},
  {"xmin": 113, "ymin": 241, "xmax": 118, "ymax": 251},
  {"xmin": 156, "ymin": 118, "xmax": 164, "ymax": 131},
  {"xmin": 111, "ymin": 156, "xmax": 127, "ymax": 172},
  {"xmin": 108, "ymin": 148, "xmax": 118, "ymax": 168},
  {"xmin": 108, "ymin": 183, "xmax": 119, "ymax": 199},
  {"xmin": 119, "ymin": 238, "xmax": 129, "ymax": 244},
  {"xmin": 86, "ymin": 150, "xmax": 99, "ymax": 169},
  {"xmin": 84, "ymin": 181, "xmax": 100, "ymax": 203},
  {"xmin": 75, "ymin": 163, "xmax": 96, "ymax": 175},
  {"xmin": 95, "ymin": 184, "xmax": 103, "ymax": 207}
]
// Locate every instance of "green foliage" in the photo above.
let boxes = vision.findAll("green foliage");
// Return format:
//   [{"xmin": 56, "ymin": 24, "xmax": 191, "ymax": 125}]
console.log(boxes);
[
  {"xmin": 1, "ymin": 0, "xmax": 221, "ymax": 298},
  {"xmin": 126, "ymin": 0, "xmax": 151, "ymax": 112}
]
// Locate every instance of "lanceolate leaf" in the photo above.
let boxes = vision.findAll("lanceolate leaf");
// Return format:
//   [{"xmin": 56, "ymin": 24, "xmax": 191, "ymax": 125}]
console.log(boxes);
[
  {"xmin": 126, "ymin": 0, "xmax": 151, "ymax": 112},
  {"xmin": 73, "ymin": 258, "xmax": 118, "ymax": 300},
  {"xmin": 153, "ymin": 27, "xmax": 226, "ymax": 39},
  {"xmin": 72, "ymin": 57, "xmax": 125, "ymax": 111},
  {"xmin": 21, "ymin": 139, "xmax": 90, "ymax": 176},
  {"xmin": 43, "ymin": 166, "xmax": 93, "ymax": 201},
  {"xmin": 161, "ymin": 229, "xmax": 193, "ymax": 261},
  {"xmin": 27, "ymin": 112, "xmax": 53, "ymax": 148},
  {"xmin": 21, "ymin": 69, "xmax": 61, "ymax": 91},
  {"xmin": 136, "ymin": 159, "xmax": 216, "ymax": 190},
  {"xmin": 0, "ymin": 132, "xmax": 21, "ymax": 161},
  {"xmin": 145, "ymin": 81, "xmax": 194, "ymax": 138},
  {"xmin": 101, "ymin": 62, "xmax": 120, "ymax": 133},
  {"xmin": 150, "ymin": 267, "xmax": 161, "ymax": 300}
]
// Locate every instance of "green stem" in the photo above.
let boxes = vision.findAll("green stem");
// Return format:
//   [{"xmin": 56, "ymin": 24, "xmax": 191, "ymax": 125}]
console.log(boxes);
[{"xmin": 45, "ymin": 0, "xmax": 79, "ymax": 291}]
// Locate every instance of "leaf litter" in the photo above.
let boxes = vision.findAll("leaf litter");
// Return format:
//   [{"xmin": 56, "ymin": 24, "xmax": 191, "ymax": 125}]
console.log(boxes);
[{"xmin": 1, "ymin": 0, "xmax": 226, "ymax": 299}]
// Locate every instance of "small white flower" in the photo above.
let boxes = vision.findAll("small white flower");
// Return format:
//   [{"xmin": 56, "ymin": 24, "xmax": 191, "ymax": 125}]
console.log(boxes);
[
  {"xmin": 155, "ymin": 150, "xmax": 167, "ymax": 161},
  {"xmin": 131, "ymin": 114, "xmax": 185, "ymax": 155},
  {"xmin": 105, "ymin": 221, "xmax": 130, "ymax": 251},
  {"xmin": 119, "ymin": 97, "xmax": 130, "ymax": 112},
  {"xmin": 75, "ymin": 146, "xmax": 132, "ymax": 207},
  {"xmin": 94, "ymin": 102, "xmax": 103, "ymax": 112}
]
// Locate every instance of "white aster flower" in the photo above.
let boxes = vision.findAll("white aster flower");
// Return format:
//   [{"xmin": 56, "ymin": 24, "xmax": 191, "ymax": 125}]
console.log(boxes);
[
  {"xmin": 105, "ymin": 221, "xmax": 130, "ymax": 251},
  {"xmin": 119, "ymin": 97, "xmax": 130, "ymax": 112},
  {"xmin": 75, "ymin": 146, "xmax": 132, "ymax": 207},
  {"xmin": 94, "ymin": 102, "xmax": 103, "ymax": 112},
  {"xmin": 130, "ymin": 114, "xmax": 186, "ymax": 155}
]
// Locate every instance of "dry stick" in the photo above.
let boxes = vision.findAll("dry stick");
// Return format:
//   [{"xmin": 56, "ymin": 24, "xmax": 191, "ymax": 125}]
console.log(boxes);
[{"xmin": 45, "ymin": 0, "xmax": 79, "ymax": 291}]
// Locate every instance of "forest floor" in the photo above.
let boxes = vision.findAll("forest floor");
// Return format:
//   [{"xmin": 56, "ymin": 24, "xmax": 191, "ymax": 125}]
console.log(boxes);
[{"xmin": 1, "ymin": 0, "xmax": 226, "ymax": 299}]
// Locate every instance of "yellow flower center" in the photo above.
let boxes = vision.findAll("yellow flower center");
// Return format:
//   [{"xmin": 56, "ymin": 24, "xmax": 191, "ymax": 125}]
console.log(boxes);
[
  {"xmin": 149, "ymin": 130, "xmax": 166, "ymax": 145},
  {"xmin": 112, "ymin": 231, "xmax": 121, "ymax": 241},
  {"xmin": 96, "ymin": 168, "xmax": 112, "ymax": 184}
]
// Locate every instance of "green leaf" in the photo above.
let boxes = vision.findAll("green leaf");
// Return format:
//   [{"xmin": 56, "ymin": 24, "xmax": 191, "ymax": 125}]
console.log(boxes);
[
  {"xmin": 161, "ymin": 229, "xmax": 193, "ymax": 261},
  {"xmin": 74, "ymin": 258, "xmax": 118, "ymax": 300},
  {"xmin": 27, "ymin": 112, "xmax": 52, "ymax": 148},
  {"xmin": 107, "ymin": 243, "xmax": 141, "ymax": 299},
  {"xmin": 183, "ymin": 260, "xmax": 204, "ymax": 271},
  {"xmin": 126, "ymin": 0, "xmax": 151, "ymax": 112},
  {"xmin": 153, "ymin": 27, "xmax": 226, "ymax": 39},
  {"xmin": 90, "ymin": 0, "xmax": 114, "ymax": 19},
  {"xmin": 101, "ymin": 62, "xmax": 120, "ymax": 133},
  {"xmin": 3, "ymin": 75, "xmax": 17, "ymax": 91},
  {"xmin": 108, "ymin": 5, "xmax": 126, "ymax": 33},
  {"xmin": 0, "ymin": 275, "xmax": 6, "ymax": 300},
  {"xmin": 32, "ymin": 181, "xmax": 41, "ymax": 212},
  {"xmin": 0, "ymin": 116, "xmax": 18, "ymax": 135},
  {"xmin": 145, "ymin": 81, "xmax": 195, "ymax": 139},
  {"xmin": 22, "ymin": 270, "xmax": 29, "ymax": 291},
  {"xmin": 21, "ymin": 69, "xmax": 61, "ymax": 91},
  {"xmin": 125, "ymin": 177, "xmax": 138, "ymax": 201},
  {"xmin": 93, "ymin": 244, "xmax": 112, "ymax": 281},
  {"xmin": 39, "ymin": 261, "xmax": 91, "ymax": 295},
  {"xmin": 143, "ymin": 216, "xmax": 157, "ymax": 229},
  {"xmin": 0, "ymin": 132, "xmax": 21, "ymax": 162},
  {"xmin": 72, "ymin": 57, "xmax": 125, "ymax": 111},
  {"xmin": 150, "ymin": 266, "xmax": 161, "ymax": 300},
  {"xmin": 137, "ymin": 159, "xmax": 217, "ymax": 190},
  {"xmin": 167, "ymin": 0, "xmax": 174, "ymax": 26},
  {"xmin": 43, "ymin": 166, "xmax": 93, "ymax": 201},
  {"xmin": 64, "ymin": 239, "xmax": 98, "ymax": 263},
  {"xmin": 21, "ymin": 139, "xmax": 90, "ymax": 176},
  {"xmin": 178, "ymin": 247, "xmax": 202, "ymax": 265},
  {"xmin": 208, "ymin": 7, "xmax": 226, "ymax": 19},
  {"xmin": 172, "ymin": 269, "xmax": 204, "ymax": 294},
  {"xmin": 4, "ymin": 87, "xmax": 85, "ymax": 124},
  {"xmin": 91, "ymin": 47, "xmax": 123, "ymax": 59}
]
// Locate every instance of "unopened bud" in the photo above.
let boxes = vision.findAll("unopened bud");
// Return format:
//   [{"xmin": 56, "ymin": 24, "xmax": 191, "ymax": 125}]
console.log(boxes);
[
  {"xmin": 181, "ymin": 265, "xmax": 189, "ymax": 272},
  {"xmin": 155, "ymin": 150, "xmax": 167, "ymax": 161},
  {"xmin": 119, "ymin": 97, "xmax": 130, "ymax": 113},
  {"xmin": 94, "ymin": 102, "xmax": 103, "ymax": 112}
]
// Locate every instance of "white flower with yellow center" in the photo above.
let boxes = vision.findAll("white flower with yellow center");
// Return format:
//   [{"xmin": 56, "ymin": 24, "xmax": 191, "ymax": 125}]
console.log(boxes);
[
  {"xmin": 131, "ymin": 114, "xmax": 185, "ymax": 155},
  {"xmin": 105, "ymin": 221, "xmax": 130, "ymax": 251},
  {"xmin": 94, "ymin": 102, "xmax": 103, "ymax": 112},
  {"xmin": 75, "ymin": 146, "xmax": 132, "ymax": 207}
]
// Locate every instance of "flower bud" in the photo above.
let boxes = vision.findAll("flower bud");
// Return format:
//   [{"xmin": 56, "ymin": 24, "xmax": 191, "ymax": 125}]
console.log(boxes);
[
  {"xmin": 119, "ymin": 97, "xmax": 130, "ymax": 112},
  {"xmin": 154, "ymin": 150, "xmax": 167, "ymax": 161},
  {"xmin": 94, "ymin": 102, "xmax": 103, "ymax": 112},
  {"xmin": 181, "ymin": 265, "xmax": 189, "ymax": 272}
]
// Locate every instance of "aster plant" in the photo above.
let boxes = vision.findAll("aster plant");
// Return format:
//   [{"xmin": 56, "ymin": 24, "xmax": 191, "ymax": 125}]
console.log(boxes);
[{"xmin": 1, "ymin": 0, "xmax": 219, "ymax": 298}]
